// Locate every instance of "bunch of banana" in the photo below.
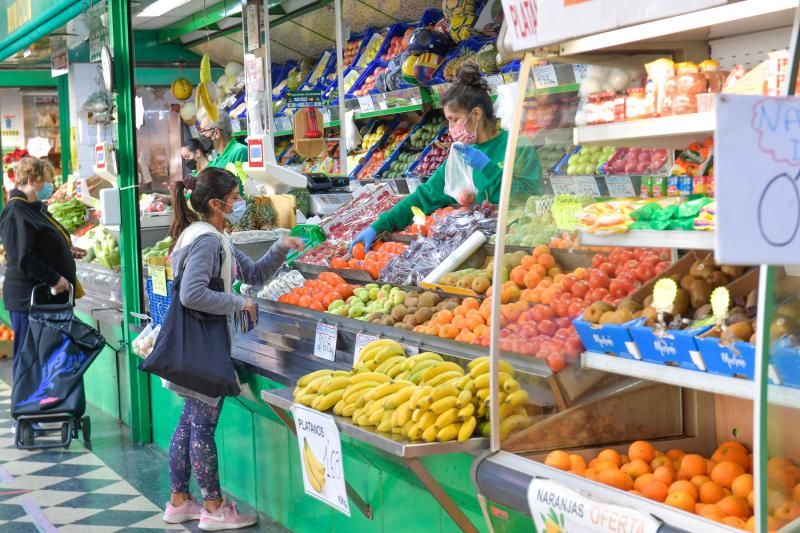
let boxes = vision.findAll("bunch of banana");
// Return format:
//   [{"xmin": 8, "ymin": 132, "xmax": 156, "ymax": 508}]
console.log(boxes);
[
  {"xmin": 394, "ymin": 352, "xmax": 445, "ymax": 383},
  {"xmin": 293, "ymin": 369, "xmax": 352, "ymax": 410},
  {"xmin": 302, "ymin": 438, "xmax": 326, "ymax": 493},
  {"xmin": 353, "ymin": 339, "xmax": 407, "ymax": 374},
  {"xmin": 195, "ymin": 54, "xmax": 219, "ymax": 122},
  {"xmin": 466, "ymin": 357, "xmax": 530, "ymax": 440}
]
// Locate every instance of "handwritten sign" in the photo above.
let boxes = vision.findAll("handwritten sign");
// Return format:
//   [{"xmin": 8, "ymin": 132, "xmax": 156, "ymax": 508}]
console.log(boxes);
[
  {"xmin": 572, "ymin": 64, "xmax": 588, "ymax": 83},
  {"xmin": 528, "ymin": 479, "xmax": 660, "ymax": 533},
  {"xmin": 292, "ymin": 405, "xmax": 350, "ymax": 516},
  {"xmin": 605, "ymin": 176, "xmax": 635, "ymax": 197},
  {"xmin": 533, "ymin": 65, "xmax": 558, "ymax": 89},
  {"xmin": 314, "ymin": 323, "xmax": 338, "ymax": 361},
  {"xmin": 357, "ymin": 96, "xmax": 375, "ymax": 113},
  {"xmin": 150, "ymin": 266, "xmax": 168, "ymax": 297},
  {"xmin": 550, "ymin": 176, "xmax": 575, "ymax": 195},
  {"xmin": 573, "ymin": 176, "xmax": 601, "ymax": 197},
  {"xmin": 353, "ymin": 333, "xmax": 377, "ymax": 365},
  {"xmin": 716, "ymin": 95, "xmax": 800, "ymax": 265}
]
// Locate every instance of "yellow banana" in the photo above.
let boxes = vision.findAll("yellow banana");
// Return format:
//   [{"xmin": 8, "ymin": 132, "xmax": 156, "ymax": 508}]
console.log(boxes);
[
  {"xmin": 296, "ymin": 393, "xmax": 316, "ymax": 406},
  {"xmin": 298, "ymin": 369, "xmax": 332, "ymax": 388},
  {"xmin": 408, "ymin": 360, "xmax": 440, "ymax": 383},
  {"xmin": 476, "ymin": 387, "xmax": 490, "ymax": 403},
  {"xmin": 418, "ymin": 410, "xmax": 437, "ymax": 430},
  {"xmin": 409, "ymin": 386, "xmax": 432, "ymax": 410},
  {"xmin": 351, "ymin": 372, "xmax": 391, "ymax": 385},
  {"xmin": 467, "ymin": 356, "xmax": 487, "ymax": 370},
  {"xmin": 375, "ymin": 355, "xmax": 405, "ymax": 375},
  {"xmin": 342, "ymin": 402, "xmax": 359, "ymax": 417},
  {"xmin": 395, "ymin": 402, "xmax": 413, "ymax": 426},
  {"xmin": 505, "ymin": 389, "xmax": 529, "ymax": 408},
  {"xmin": 404, "ymin": 352, "xmax": 443, "ymax": 370},
  {"xmin": 422, "ymin": 362, "xmax": 464, "ymax": 383},
  {"xmin": 373, "ymin": 346, "xmax": 405, "ymax": 367},
  {"xmin": 303, "ymin": 439, "xmax": 325, "ymax": 492},
  {"xmin": 479, "ymin": 420, "xmax": 491, "ymax": 437},
  {"xmin": 315, "ymin": 389, "xmax": 344, "ymax": 411},
  {"xmin": 199, "ymin": 53, "xmax": 212, "ymax": 84},
  {"xmin": 435, "ymin": 408, "xmax": 458, "ymax": 429},
  {"xmin": 303, "ymin": 449, "xmax": 323, "ymax": 492},
  {"xmin": 426, "ymin": 371, "xmax": 464, "ymax": 387},
  {"xmin": 407, "ymin": 423, "xmax": 422, "ymax": 440},
  {"xmin": 384, "ymin": 387, "xmax": 417, "ymax": 410},
  {"xmin": 430, "ymin": 396, "xmax": 457, "ymax": 414},
  {"xmin": 417, "ymin": 393, "xmax": 434, "ymax": 411},
  {"xmin": 457, "ymin": 374, "xmax": 474, "ymax": 390},
  {"xmin": 431, "ymin": 383, "xmax": 459, "ymax": 402},
  {"xmin": 437, "ymin": 423, "xmax": 460, "ymax": 442},
  {"xmin": 343, "ymin": 381, "xmax": 380, "ymax": 403},
  {"xmin": 458, "ymin": 403, "xmax": 475, "ymax": 421},
  {"xmin": 499, "ymin": 413, "xmax": 529, "ymax": 440},
  {"xmin": 320, "ymin": 377, "xmax": 351, "ymax": 395},
  {"xmin": 359, "ymin": 339, "xmax": 403, "ymax": 363},
  {"xmin": 411, "ymin": 407, "xmax": 423, "ymax": 423},
  {"xmin": 470, "ymin": 359, "xmax": 515, "ymax": 378},
  {"xmin": 373, "ymin": 381, "xmax": 413, "ymax": 401},
  {"xmin": 385, "ymin": 360, "xmax": 407, "ymax": 378},
  {"xmin": 332, "ymin": 370, "xmax": 352, "ymax": 378},
  {"xmin": 377, "ymin": 413, "xmax": 393, "ymax": 433},
  {"xmin": 458, "ymin": 417, "xmax": 477, "ymax": 442},
  {"xmin": 333, "ymin": 400, "xmax": 345, "ymax": 416},
  {"xmin": 422, "ymin": 424, "xmax": 439, "ymax": 442},
  {"xmin": 456, "ymin": 389, "xmax": 473, "ymax": 408},
  {"xmin": 474, "ymin": 371, "xmax": 513, "ymax": 390}
]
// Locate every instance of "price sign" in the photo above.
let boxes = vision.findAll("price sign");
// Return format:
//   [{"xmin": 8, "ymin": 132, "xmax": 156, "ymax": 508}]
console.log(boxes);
[
  {"xmin": 286, "ymin": 90, "xmax": 323, "ymax": 109},
  {"xmin": 292, "ymin": 405, "xmax": 350, "ymax": 516},
  {"xmin": 528, "ymin": 479, "xmax": 660, "ymax": 533},
  {"xmin": 357, "ymin": 96, "xmax": 375, "ymax": 113},
  {"xmin": 573, "ymin": 176, "xmax": 601, "ymax": 197},
  {"xmin": 605, "ymin": 176, "xmax": 636, "ymax": 197},
  {"xmin": 406, "ymin": 177, "xmax": 421, "ymax": 193},
  {"xmin": 572, "ymin": 64, "xmax": 588, "ymax": 83},
  {"xmin": 533, "ymin": 64, "xmax": 558, "ymax": 89},
  {"xmin": 150, "ymin": 266, "xmax": 168, "ymax": 297},
  {"xmin": 353, "ymin": 333, "xmax": 378, "ymax": 365},
  {"xmin": 550, "ymin": 176, "xmax": 575, "ymax": 195},
  {"xmin": 314, "ymin": 323, "xmax": 338, "ymax": 361}
]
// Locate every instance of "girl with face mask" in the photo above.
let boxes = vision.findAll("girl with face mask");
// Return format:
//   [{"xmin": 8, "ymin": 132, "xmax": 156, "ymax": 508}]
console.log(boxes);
[
  {"xmin": 351, "ymin": 63, "xmax": 542, "ymax": 252},
  {"xmin": 0, "ymin": 157, "xmax": 85, "ymax": 380},
  {"xmin": 164, "ymin": 167, "xmax": 302, "ymax": 530},
  {"xmin": 181, "ymin": 138, "xmax": 213, "ymax": 177}
]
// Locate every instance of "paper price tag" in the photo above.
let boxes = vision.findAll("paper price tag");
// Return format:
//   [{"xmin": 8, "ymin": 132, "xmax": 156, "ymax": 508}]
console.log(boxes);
[
  {"xmin": 573, "ymin": 176, "xmax": 601, "ymax": 197},
  {"xmin": 292, "ymin": 405, "xmax": 350, "ymax": 516},
  {"xmin": 550, "ymin": 176, "xmax": 575, "ymax": 195},
  {"xmin": 314, "ymin": 323, "xmax": 338, "ymax": 361},
  {"xmin": 353, "ymin": 333, "xmax": 378, "ymax": 365},
  {"xmin": 486, "ymin": 74, "xmax": 504, "ymax": 88},
  {"xmin": 605, "ymin": 176, "xmax": 636, "ymax": 197},
  {"xmin": 572, "ymin": 64, "xmax": 588, "ymax": 83},
  {"xmin": 150, "ymin": 266, "xmax": 168, "ymax": 297},
  {"xmin": 533, "ymin": 64, "xmax": 558, "ymax": 89},
  {"xmin": 357, "ymin": 96, "xmax": 375, "ymax": 113}
]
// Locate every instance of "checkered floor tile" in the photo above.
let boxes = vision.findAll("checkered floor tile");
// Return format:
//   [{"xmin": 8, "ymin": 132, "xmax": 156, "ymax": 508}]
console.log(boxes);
[{"xmin": 0, "ymin": 379, "xmax": 185, "ymax": 532}]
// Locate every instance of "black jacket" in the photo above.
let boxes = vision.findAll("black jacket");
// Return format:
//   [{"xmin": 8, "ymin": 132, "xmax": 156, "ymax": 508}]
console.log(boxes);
[{"xmin": 0, "ymin": 189, "xmax": 77, "ymax": 312}]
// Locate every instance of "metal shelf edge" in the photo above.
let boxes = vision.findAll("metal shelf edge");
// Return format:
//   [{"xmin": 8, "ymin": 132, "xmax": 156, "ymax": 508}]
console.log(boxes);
[{"xmin": 578, "ymin": 230, "xmax": 715, "ymax": 250}]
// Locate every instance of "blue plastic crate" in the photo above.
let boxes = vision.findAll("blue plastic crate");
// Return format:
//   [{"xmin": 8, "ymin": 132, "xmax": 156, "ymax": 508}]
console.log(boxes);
[
  {"xmin": 696, "ymin": 336, "xmax": 756, "ymax": 380},
  {"xmin": 773, "ymin": 340, "xmax": 800, "ymax": 388},
  {"xmin": 146, "ymin": 276, "xmax": 174, "ymax": 327},
  {"xmin": 407, "ymin": 125, "xmax": 449, "ymax": 177},
  {"xmin": 573, "ymin": 316, "xmax": 643, "ymax": 360},
  {"xmin": 431, "ymin": 36, "xmax": 494, "ymax": 85},
  {"xmin": 630, "ymin": 324, "xmax": 710, "ymax": 371}
]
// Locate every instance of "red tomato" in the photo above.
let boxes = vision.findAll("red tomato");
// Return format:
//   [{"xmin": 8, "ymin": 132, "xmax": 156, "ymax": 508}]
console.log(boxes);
[
  {"xmin": 561, "ymin": 275, "xmax": 577, "ymax": 292},
  {"xmin": 557, "ymin": 316, "xmax": 573, "ymax": 329},
  {"xmin": 588, "ymin": 287, "xmax": 610, "ymax": 302},
  {"xmin": 564, "ymin": 336, "xmax": 584, "ymax": 360},
  {"xmin": 571, "ymin": 280, "xmax": 590, "ymax": 298},
  {"xmin": 640, "ymin": 253, "xmax": 659, "ymax": 266},
  {"xmin": 554, "ymin": 327, "xmax": 571, "ymax": 341},
  {"xmin": 655, "ymin": 261, "xmax": 671, "ymax": 274},
  {"xmin": 538, "ymin": 319, "xmax": 557, "ymax": 337},
  {"xmin": 532, "ymin": 305, "xmax": 554, "ymax": 321},
  {"xmin": 592, "ymin": 254, "xmax": 606, "ymax": 268},
  {"xmin": 599, "ymin": 262, "xmax": 616, "ymax": 276},
  {"xmin": 547, "ymin": 353, "xmax": 566, "ymax": 372},
  {"xmin": 624, "ymin": 259, "xmax": 640, "ymax": 271},
  {"xmin": 635, "ymin": 262, "xmax": 655, "ymax": 282},
  {"xmin": 568, "ymin": 301, "xmax": 585, "ymax": 318},
  {"xmin": 553, "ymin": 299, "xmax": 569, "ymax": 318},
  {"xmin": 588, "ymin": 270, "xmax": 610, "ymax": 289},
  {"xmin": 617, "ymin": 250, "xmax": 635, "ymax": 264}
]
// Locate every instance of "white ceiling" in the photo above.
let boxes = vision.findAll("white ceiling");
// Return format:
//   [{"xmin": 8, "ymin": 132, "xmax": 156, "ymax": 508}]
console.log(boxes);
[{"xmin": 132, "ymin": 0, "xmax": 238, "ymax": 29}]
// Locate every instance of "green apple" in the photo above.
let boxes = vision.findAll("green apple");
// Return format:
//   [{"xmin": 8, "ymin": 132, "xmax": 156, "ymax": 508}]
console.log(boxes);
[
  {"xmin": 329, "ymin": 307, "xmax": 348, "ymax": 316},
  {"xmin": 365, "ymin": 283, "xmax": 379, "ymax": 290},
  {"xmin": 369, "ymin": 287, "xmax": 379, "ymax": 301},
  {"xmin": 328, "ymin": 300, "xmax": 345, "ymax": 312},
  {"xmin": 382, "ymin": 300, "xmax": 394, "ymax": 313},
  {"xmin": 382, "ymin": 284, "xmax": 393, "ymax": 294},
  {"xmin": 355, "ymin": 288, "xmax": 370, "ymax": 303},
  {"xmin": 392, "ymin": 290, "xmax": 407, "ymax": 305}
]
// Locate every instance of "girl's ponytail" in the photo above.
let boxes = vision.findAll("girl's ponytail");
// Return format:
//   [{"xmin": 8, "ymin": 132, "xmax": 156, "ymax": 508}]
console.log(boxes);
[{"xmin": 169, "ymin": 178, "xmax": 199, "ymax": 249}]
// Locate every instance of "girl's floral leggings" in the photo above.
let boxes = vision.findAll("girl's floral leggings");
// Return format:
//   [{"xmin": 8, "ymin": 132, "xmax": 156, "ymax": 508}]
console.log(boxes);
[{"xmin": 169, "ymin": 397, "xmax": 224, "ymax": 500}]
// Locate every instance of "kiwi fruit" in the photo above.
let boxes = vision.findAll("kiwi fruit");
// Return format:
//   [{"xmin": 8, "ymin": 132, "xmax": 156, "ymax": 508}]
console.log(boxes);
[
  {"xmin": 673, "ymin": 289, "xmax": 690, "ymax": 316},
  {"xmin": 405, "ymin": 307, "xmax": 418, "ymax": 316},
  {"xmin": 395, "ymin": 322, "xmax": 414, "ymax": 331},
  {"xmin": 418, "ymin": 292, "xmax": 440, "ymax": 308},
  {"xmin": 599, "ymin": 311, "xmax": 621, "ymax": 325},
  {"xmin": 403, "ymin": 314, "xmax": 417, "ymax": 326},
  {"xmin": 640, "ymin": 307, "xmax": 658, "ymax": 327},
  {"xmin": 689, "ymin": 258, "xmax": 716, "ymax": 279},
  {"xmin": 617, "ymin": 299, "xmax": 643, "ymax": 315},
  {"xmin": 689, "ymin": 279, "xmax": 712, "ymax": 310},
  {"xmin": 584, "ymin": 301, "xmax": 614, "ymax": 323},
  {"xmin": 414, "ymin": 308, "xmax": 433, "ymax": 325},
  {"xmin": 680, "ymin": 275, "xmax": 699, "ymax": 291},
  {"xmin": 706, "ymin": 271, "xmax": 729, "ymax": 288},
  {"xmin": 728, "ymin": 321, "xmax": 754, "ymax": 342},
  {"xmin": 471, "ymin": 276, "xmax": 491, "ymax": 294},
  {"xmin": 616, "ymin": 308, "xmax": 635, "ymax": 323},
  {"xmin": 390, "ymin": 304, "xmax": 408, "ymax": 322},
  {"xmin": 434, "ymin": 300, "xmax": 451, "ymax": 312},
  {"xmin": 381, "ymin": 316, "xmax": 396, "ymax": 326},
  {"xmin": 404, "ymin": 295, "xmax": 419, "ymax": 309},
  {"xmin": 721, "ymin": 265, "xmax": 746, "ymax": 278},
  {"xmin": 457, "ymin": 275, "xmax": 476, "ymax": 289}
]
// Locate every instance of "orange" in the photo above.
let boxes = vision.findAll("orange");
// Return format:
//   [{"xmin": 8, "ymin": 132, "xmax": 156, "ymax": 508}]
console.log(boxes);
[
  {"xmin": 640, "ymin": 480, "xmax": 668, "ymax": 502},
  {"xmin": 593, "ymin": 461, "xmax": 619, "ymax": 473},
  {"xmin": 745, "ymin": 516, "xmax": 779, "ymax": 532},
  {"xmin": 462, "ymin": 297, "xmax": 480, "ymax": 310},
  {"xmin": 669, "ymin": 480, "xmax": 698, "ymax": 500},
  {"xmin": 653, "ymin": 465, "xmax": 676, "ymax": 486},
  {"xmin": 650, "ymin": 456, "xmax": 671, "ymax": 470},
  {"xmin": 681, "ymin": 454, "xmax": 708, "ymax": 478},
  {"xmin": 717, "ymin": 495, "xmax": 750, "ymax": 518},
  {"xmin": 530, "ymin": 264, "xmax": 547, "ymax": 278},
  {"xmin": 520, "ymin": 255, "xmax": 537, "ymax": 270},
  {"xmin": 510, "ymin": 266, "xmax": 528, "ymax": 287},
  {"xmin": 665, "ymin": 491, "xmax": 696, "ymax": 513},
  {"xmin": 433, "ymin": 310, "xmax": 453, "ymax": 325},
  {"xmin": 523, "ymin": 271, "xmax": 542, "ymax": 289},
  {"xmin": 625, "ymin": 459, "xmax": 651, "ymax": 479},
  {"xmin": 548, "ymin": 267, "xmax": 563, "ymax": 278},
  {"xmin": 453, "ymin": 305, "xmax": 468, "ymax": 317},
  {"xmin": 712, "ymin": 447, "xmax": 749, "ymax": 470},
  {"xmin": 439, "ymin": 324, "xmax": 458, "ymax": 339},
  {"xmin": 532, "ymin": 244, "xmax": 550, "ymax": 258},
  {"xmin": 465, "ymin": 315, "xmax": 485, "ymax": 331},
  {"xmin": 538, "ymin": 254, "xmax": 556, "ymax": 269},
  {"xmin": 718, "ymin": 440, "xmax": 749, "ymax": 456},
  {"xmin": 721, "ymin": 516, "xmax": 746, "ymax": 528},
  {"xmin": 628, "ymin": 441, "xmax": 656, "ymax": 463},
  {"xmin": 666, "ymin": 449, "xmax": 686, "ymax": 462},
  {"xmin": 699, "ymin": 481, "xmax": 726, "ymax": 504},
  {"xmin": 597, "ymin": 449, "xmax": 622, "ymax": 467},
  {"xmin": 775, "ymin": 501, "xmax": 800, "ymax": 522},
  {"xmin": 793, "ymin": 482, "xmax": 800, "ymax": 503},
  {"xmin": 634, "ymin": 473, "xmax": 654, "ymax": 492},
  {"xmin": 768, "ymin": 469, "xmax": 795, "ymax": 492},
  {"xmin": 544, "ymin": 450, "xmax": 571, "ymax": 471},
  {"xmin": 569, "ymin": 454, "xmax": 586, "ymax": 475},
  {"xmin": 621, "ymin": 454, "xmax": 630, "ymax": 465},
  {"xmin": 707, "ymin": 460, "xmax": 717, "ymax": 475},
  {"xmin": 731, "ymin": 474, "xmax": 753, "ymax": 499},
  {"xmin": 585, "ymin": 468, "xmax": 599, "ymax": 482},
  {"xmin": 691, "ymin": 475, "xmax": 711, "ymax": 488},
  {"xmin": 598, "ymin": 468, "xmax": 633, "ymax": 491},
  {"xmin": 698, "ymin": 503, "xmax": 724, "ymax": 521},
  {"xmin": 711, "ymin": 461, "xmax": 746, "ymax": 489}
]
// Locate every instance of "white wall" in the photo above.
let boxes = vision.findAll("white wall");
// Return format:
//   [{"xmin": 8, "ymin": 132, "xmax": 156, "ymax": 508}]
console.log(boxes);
[{"xmin": 68, "ymin": 63, "xmax": 114, "ymax": 178}]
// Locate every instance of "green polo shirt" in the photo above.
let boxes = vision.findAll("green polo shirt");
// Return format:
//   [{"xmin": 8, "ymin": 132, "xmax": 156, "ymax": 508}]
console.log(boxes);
[{"xmin": 208, "ymin": 139, "xmax": 249, "ymax": 169}]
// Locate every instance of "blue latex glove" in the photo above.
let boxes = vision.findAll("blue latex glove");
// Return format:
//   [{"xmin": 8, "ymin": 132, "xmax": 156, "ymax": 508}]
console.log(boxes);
[
  {"xmin": 452, "ymin": 142, "xmax": 491, "ymax": 171},
  {"xmin": 350, "ymin": 226, "xmax": 377, "ymax": 252}
]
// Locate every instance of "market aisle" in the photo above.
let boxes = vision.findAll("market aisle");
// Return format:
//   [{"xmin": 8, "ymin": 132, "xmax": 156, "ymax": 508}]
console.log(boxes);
[{"xmin": 0, "ymin": 359, "xmax": 287, "ymax": 533}]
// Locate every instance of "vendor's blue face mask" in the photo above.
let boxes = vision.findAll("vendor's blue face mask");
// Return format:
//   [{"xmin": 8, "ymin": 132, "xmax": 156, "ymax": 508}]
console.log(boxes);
[
  {"xmin": 37, "ymin": 182, "xmax": 54, "ymax": 201},
  {"xmin": 221, "ymin": 199, "xmax": 246, "ymax": 224}
]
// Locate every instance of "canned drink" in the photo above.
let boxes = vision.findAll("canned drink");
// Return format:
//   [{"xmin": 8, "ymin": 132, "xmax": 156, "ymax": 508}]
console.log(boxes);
[
  {"xmin": 652, "ymin": 176, "xmax": 667, "ymax": 197},
  {"xmin": 678, "ymin": 175, "xmax": 693, "ymax": 195},
  {"xmin": 705, "ymin": 175, "xmax": 715, "ymax": 197},
  {"xmin": 666, "ymin": 175, "xmax": 680, "ymax": 196},
  {"xmin": 693, "ymin": 175, "xmax": 706, "ymax": 195},
  {"xmin": 640, "ymin": 175, "xmax": 653, "ymax": 198}
]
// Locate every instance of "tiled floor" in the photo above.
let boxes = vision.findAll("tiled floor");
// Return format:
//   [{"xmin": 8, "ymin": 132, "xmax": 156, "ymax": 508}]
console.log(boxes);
[{"xmin": 0, "ymin": 359, "xmax": 288, "ymax": 532}]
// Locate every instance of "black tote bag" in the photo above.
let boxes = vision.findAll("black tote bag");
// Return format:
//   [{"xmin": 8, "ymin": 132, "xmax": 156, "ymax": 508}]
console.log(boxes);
[{"xmin": 139, "ymin": 271, "xmax": 240, "ymax": 398}]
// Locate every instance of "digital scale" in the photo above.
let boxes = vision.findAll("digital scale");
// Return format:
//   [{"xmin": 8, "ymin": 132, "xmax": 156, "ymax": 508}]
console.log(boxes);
[
  {"xmin": 243, "ymin": 134, "xmax": 308, "ymax": 194},
  {"xmin": 306, "ymin": 173, "xmax": 353, "ymax": 216}
]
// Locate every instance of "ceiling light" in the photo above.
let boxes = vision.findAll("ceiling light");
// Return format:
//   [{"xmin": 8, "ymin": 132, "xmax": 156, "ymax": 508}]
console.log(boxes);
[{"xmin": 137, "ymin": 0, "xmax": 192, "ymax": 17}]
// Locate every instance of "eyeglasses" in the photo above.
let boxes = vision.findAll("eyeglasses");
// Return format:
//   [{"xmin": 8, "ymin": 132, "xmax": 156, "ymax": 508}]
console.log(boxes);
[{"xmin": 198, "ymin": 127, "xmax": 218, "ymax": 137}]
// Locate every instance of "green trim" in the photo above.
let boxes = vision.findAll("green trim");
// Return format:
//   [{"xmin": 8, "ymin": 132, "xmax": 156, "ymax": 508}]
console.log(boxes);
[
  {"xmin": 57, "ymin": 76, "xmax": 70, "ymax": 184},
  {"xmin": 756, "ymin": 266, "xmax": 776, "ymax": 533},
  {"xmin": 134, "ymin": 66, "xmax": 224, "ymax": 86},
  {"xmin": 355, "ymin": 103, "xmax": 424, "ymax": 120},
  {"xmin": 0, "ymin": 1, "xmax": 86, "ymax": 63},
  {"xmin": 0, "ymin": 70, "xmax": 56, "ymax": 86},
  {"xmin": 158, "ymin": 0, "xmax": 243, "ymax": 44},
  {"xmin": 108, "ymin": 0, "xmax": 151, "ymax": 444},
  {"xmin": 182, "ymin": 25, "xmax": 242, "ymax": 48}
]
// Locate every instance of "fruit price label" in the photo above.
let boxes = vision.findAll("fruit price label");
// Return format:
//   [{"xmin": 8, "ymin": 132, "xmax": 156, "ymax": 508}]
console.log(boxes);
[
  {"xmin": 150, "ymin": 266, "xmax": 168, "ymax": 297},
  {"xmin": 605, "ymin": 176, "xmax": 636, "ymax": 197},
  {"xmin": 533, "ymin": 64, "xmax": 558, "ymax": 89},
  {"xmin": 528, "ymin": 479, "xmax": 660, "ymax": 533},
  {"xmin": 314, "ymin": 323, "xmax": 338, "ymax": 361},
  {"xmin": 550, "ymin": 176, "xmax": 575, "ymax": 196},
  {"xmin": 573, "ymin": 176, "xmax": 602, "ymax": 197},
  {"xmin": 291, "ymin": 405, "xmax": 350, "ymax": 516},
  {"xmin": 357, "ymin": 96, "xmax": 375, "ymax": 113},
  {"xmin": 352, "ymin": 333, "xmax": 378, "ymax": 365}
]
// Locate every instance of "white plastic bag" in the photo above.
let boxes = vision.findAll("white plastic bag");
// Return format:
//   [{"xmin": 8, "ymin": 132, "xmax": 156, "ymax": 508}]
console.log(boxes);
[
  {"xmin": 344, "ymin": 109, "xmax": 361, "ymax": 155},
  {"xmin": 443, "ymin": 142, "xmax": 477, "ymax": 205}
]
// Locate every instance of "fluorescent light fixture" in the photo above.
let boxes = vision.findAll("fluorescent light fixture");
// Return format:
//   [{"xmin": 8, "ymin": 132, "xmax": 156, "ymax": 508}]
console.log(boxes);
[{"xmin": 137, "ymin": 0, "xmax": 193, "ymax": 17}]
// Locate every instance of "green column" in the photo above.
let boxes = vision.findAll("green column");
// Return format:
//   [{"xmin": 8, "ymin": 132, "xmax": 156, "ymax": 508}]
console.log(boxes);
[
  {"xmin": 107, "ymin": 0, "xmax": 151, "ymax": 443},
  {"xmin": 56, "ymin": 75, "xmax": 70, "ymax": 185}
]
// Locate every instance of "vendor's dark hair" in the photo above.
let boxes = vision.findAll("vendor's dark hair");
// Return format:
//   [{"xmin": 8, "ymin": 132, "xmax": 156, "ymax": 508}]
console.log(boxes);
[
  {"xmin": 184, "ymin": 137, "xmax": 212, "ymax": 157},
  {"xmin": 441, "ymin": 63, "xmax": 496, "ymax": 122},
  {"xmin": 170, "ymin": 167, "xmax": 239, "ymax": 246}
]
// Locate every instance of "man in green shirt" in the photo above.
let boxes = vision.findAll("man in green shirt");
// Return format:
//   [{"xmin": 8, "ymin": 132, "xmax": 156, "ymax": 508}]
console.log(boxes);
[{"xmin": 199, "ymin": 110, "xmax": 248, "ymax": 170}]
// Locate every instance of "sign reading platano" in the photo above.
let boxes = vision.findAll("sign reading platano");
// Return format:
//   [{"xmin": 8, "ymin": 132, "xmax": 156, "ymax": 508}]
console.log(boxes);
[{"xmin": 6, "ymin": 0, "xmax": 31, "ymax": 34}]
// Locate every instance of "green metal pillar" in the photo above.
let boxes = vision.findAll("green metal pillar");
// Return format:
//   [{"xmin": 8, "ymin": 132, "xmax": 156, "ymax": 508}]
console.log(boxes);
[
  {"xmin": 107, "ymin": 0, "xmax": 151, "ymax": 443},
  {"xmin": 56, "ymin": 75, "xmax": 71, "ymax": 185}
]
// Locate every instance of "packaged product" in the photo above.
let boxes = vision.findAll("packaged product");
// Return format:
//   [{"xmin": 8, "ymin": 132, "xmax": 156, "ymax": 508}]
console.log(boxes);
[
  {"xmin": 644, "ymin": 58, "xmax": 675, "ymax": 116},
  {"xmin": 670, "ymin": 137, "xmax": 713, "ymax": 177},
  {"xmin": 693, "ymin": 201, "xmax": 716, "ymax": 231},
  {"xmin": 574, "ymin": 200, "xmax": 639, "ymax": 234},
  {"xmin": 699, "ymin": 59, "xmax": 726, "ymax": 93}
]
